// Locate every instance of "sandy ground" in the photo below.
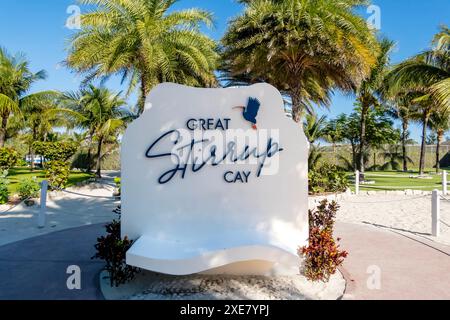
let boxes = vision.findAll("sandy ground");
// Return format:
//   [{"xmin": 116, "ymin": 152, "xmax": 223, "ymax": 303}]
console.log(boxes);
[
  {"xmin": 310, "ymin": 192, "xmax": 450, "ymax": 246},
  {"xmin": 100, "ymin": 270, "xmax": 346, "ymax": 300},
  {"xmin": 0, "ymin": 171, "xmax": 120, "ymax": 246}
]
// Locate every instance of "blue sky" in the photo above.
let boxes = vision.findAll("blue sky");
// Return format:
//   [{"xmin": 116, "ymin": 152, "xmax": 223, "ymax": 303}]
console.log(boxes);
[{"xmin": 0, "ymin": 0, "xmax": 449, "ymax": 140}]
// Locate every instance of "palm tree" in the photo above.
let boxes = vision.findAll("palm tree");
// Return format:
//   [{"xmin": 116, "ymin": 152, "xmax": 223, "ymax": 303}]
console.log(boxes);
[
  {"xmin": 303, "ymin": 114, "xmax": 327, "ymax": 144},
  {"xmin": 355, "ymin": 39, "xmax": 395, "ymax": 179},
  {"xmin": 0, "ymin": 47, "xmax": 57, "ymax": 147},
  {"xmin": 63, "ymin": 85, "xmax": 132, "ymax": 178},
  {"xmin": 221, "ymin": 0, "xmax": 379, "ymax": 123},
  {"xmin": 386, "ymin": 26, "xmax": 450, "ymax": 175},
  {"xmin": 429, "ymin": 109, "xmax": 450, "ymax": 172},
  {"xmin": 66, "ymin": 0, "xmax": 218, "ymax": 114},
  {"xmin": 323, "ymin": 116, "xmax": 346, "ymax": 166},
  {"xmin": 380, "ymin": 144, "xmax": 413, "ymax": 171},
  {"xmin": 303, "ymin": 114, "xmax": 327, "ymax": 170},
  {"xmin": 385, "ymin": 92, "xmax": 419, "ymax": 172},
  {"xmin": 22, "ymin": 95, "xmax": 67, "ymax": 170}
]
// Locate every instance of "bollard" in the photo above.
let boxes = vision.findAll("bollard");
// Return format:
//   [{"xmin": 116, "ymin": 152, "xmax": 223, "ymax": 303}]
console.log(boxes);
[
  {"xmin": 443, "ymin": 171, "xmax": 448, "ymax": 196},
  {"xmin": 355, "ymin": 170, "xmax": 360, "ymax": 195},
  {"xmin": 38, "ymin": 180, "xmax": 48, "ymax": 228},
  {"xmin": 431, "ymin": 189, "xmax": 440, "ymax": 237}
]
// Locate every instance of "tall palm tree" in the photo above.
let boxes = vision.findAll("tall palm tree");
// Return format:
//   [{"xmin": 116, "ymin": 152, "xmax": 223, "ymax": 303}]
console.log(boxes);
[
  {"xmin": 0, "ymin": 47, "xmax": 56, "ymax": 147},
  {"xmin": 221, "ymin": 0, "xmax": 379, "ymax": 124},
  {"xmin": 428, "ymin": 109, "xmax": 450, "ymax": 172},
  {"xmin": 385, "ymin": 92, "xmax": 419, "ymax": 172},
  {"xmin": 386, "ymin": 26, "xmax": 450, "ymax": 175},
  {"xmin": 66, "ymin": 0, "xmax": 218, "ymax": 114},
  {"xmin": 355, "ymin": 38, "xmax": 395, "ymax": 179},
  {"xmin": 63, "ymin": 85, "xmax": 132, "ymax": 178}
]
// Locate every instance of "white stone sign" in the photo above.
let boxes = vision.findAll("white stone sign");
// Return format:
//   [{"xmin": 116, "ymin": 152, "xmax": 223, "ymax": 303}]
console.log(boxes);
[{"xmin": 121, "ymin": 83, "xmax": 309, "ymax": 275}]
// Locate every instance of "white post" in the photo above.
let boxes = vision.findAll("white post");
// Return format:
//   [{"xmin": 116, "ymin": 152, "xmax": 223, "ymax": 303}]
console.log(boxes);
[
  {"xmin": 355, "ymin": 170, "xmax": 360, "ymax": 195},
  {"xmin": 38, "ymin": 180, "xmax": 48, "ymax": 228},
  {"xmin": 431, "ymin": 189, "xmax": 440, "ymax": 237},
  {"xmin": 443, "ymin": 171, "xmax": 448, "ymax": 196}
]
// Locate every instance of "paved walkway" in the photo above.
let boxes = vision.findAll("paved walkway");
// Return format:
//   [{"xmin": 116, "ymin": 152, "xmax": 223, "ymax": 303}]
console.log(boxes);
[
  {"xmin": 0, "ymin": 221, "xmax": 449, "ymax": 299},
  {"xmin": 335, "ymin": 222, "xmax": 450, "ymax": 300},
  {"xmin": 0, "ymin": 223, "xmax": 106, "ymax": 300}
]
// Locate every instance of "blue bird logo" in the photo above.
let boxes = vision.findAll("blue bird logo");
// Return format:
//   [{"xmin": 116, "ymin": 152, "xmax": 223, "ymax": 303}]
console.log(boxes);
[{"xmin": 233, "ymin": 97, "xmax": 261, "ymax": 130}]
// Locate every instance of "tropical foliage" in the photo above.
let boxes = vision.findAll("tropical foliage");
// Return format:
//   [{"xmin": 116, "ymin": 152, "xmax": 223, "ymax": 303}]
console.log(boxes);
[
  {"xmin": 299, "ymin": 200, "xmax": 348, "ymax": 282},
  {"xmin": 222, "ymin": 0, "xmax": 379, "ymax": 122},
  {"xmin": 66, "ymin": 0, "xmax": 218, "ymax": 113},
  {"xmin": 62, "ymin": 85, "xmax": 131, "ymax": 177},
  {"xmin": 308, "ymin": 164, "xmax": 348, "ymax": 195},
  {"xmin": 0, "ymin": 47, "xmax": 58, "ymax": 146},
  {"xmin": 386, "ymin": 26, "xmax": 450, "ymax": 175},
  {"xmin": 355, "ymin": 39, "xmax": 394, "ymax": 178}
]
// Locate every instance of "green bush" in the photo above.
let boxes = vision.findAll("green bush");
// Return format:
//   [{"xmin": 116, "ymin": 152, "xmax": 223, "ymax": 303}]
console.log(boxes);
[
  {"xmin": 299, "ymin": 200, "xmax": 348, "ymax": 282},
  {"xmin": 309, "ymin": 163, "xmax": 348, "ymax": 195},
  {"xmin": 17, "ymin": 177, "xmax": 40, "ymax": 200},
  {"xmin": 71, "ymin": 152, "xmax": 93, "ymax": 171},
  {"xmin": 0, "ymin": 147, "xmax": 19, "ymax": 170},
  {"xmin": 0, "ymin": 170, "xmax": 10, "ymax": 204},
  {"xmin": 46, "ymin": 160, "xmax": 70, "ymax": 189},
  {"xmin": 92, "ymin": 220, "xmax": 139, "ymax": 287},
  {"xmin": 113, "ymin": 177, "xmax": 121, "ymax": 196},
  {"xmin": 33, "ymin": 141, "xmax": 78, "ymax": 162},
  {"xmin": 16, "ymin": 158, "xmax": 28, "ymax": 167}
]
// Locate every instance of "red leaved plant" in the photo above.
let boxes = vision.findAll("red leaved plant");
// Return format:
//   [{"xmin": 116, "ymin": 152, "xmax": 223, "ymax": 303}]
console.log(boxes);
[{"xmin": 299, "ymin": 200, "xmax": 348, "ymax": 282}]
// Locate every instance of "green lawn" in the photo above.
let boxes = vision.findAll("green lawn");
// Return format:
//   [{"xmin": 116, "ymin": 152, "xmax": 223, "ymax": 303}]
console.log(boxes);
[
  {"xmin": 347, "ymin": 169, "xmax": 449, "ymax": 192},
  {"xmin": 6, "ymin": 167, "xmax": 93, "ymax": 195}
]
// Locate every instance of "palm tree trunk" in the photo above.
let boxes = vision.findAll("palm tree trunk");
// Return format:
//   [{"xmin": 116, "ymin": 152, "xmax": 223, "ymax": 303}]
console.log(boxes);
[
  {"xmin": 402, "ymin": 119, "xmax": 408, "ymax": 172},
  {"xmin": 436, "ymin": 130, "xmax": 443, "ymax": 173},
  {"xmin": 86, "ymin": 133, "xmax": 94, "ymax": 173},
  {"xmin": 419, "ymin": 112, "xmax": 429, "ymax": 176},
  {"xmin": 290, "ymin": 90, "xmax": 303, "ymax": 125},
  {"xmin": 86, "ymin": 148, "xmax": 92, "ymax": 172},
  {"xmin": 359, "ymin": 104, "xmax": 368, "ymax": 180},
  {"xmin": 30, "ymin": 127, "xmax": 38, "ymax": 171},
  {"xmin": 0, "ymin": 115, "xmax": 8, "ymax": 148},
  {"xmin": 373, "ymin": 151, "xmax": 376, "ymax": 170},
  {"xmin": 95, "ymin": 137, "xmax": 103, "ymax": 178},
  {"xmin": 138, "ymin": 74, "xmax": 149, "ymax": 115},
  {"xmin": 333, "ymin": 143, "xmax": 337, "ymax": 166},
  {"xmin": 351, "ymin": 142, "xmax": 357, "ymax": 170}
]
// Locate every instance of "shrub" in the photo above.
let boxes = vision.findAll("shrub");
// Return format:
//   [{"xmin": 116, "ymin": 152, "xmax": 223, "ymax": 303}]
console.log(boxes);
[
  {"xmin": 17, "ymin": 177, "xmax": 40, "ymax": 200},
  {"xmin": 46, "ymin": 160, "xmax": 70, "ymax": 189},
  {"xmin": 71, "ymin": 152, "xmax": 93, "ymax": 171},
  {"xmin": 92, "ymin": 220, "xmax": 139, "ymax": 287},
  {"xmin": 16, "ymin": 158, "xmax": 28, "ymax": 167},
  {"xmin": 0, "ymin": 147, "xmax": 19, "ymax": 170},
  {"xmin": 33, "ymin": 141, "xmax": 78, "ymax": 162},
  {"xmin": 113, "ymin": 177, "xmax": 121, "ymax": 196},
  {"xmin": 0, "ymin": 170, "xmax": 9, "ymax": 204},
  {"xmin": 299, "ymin": 200, "xmax": 348, "ymax": 282},
  {"xmin": 309, "ymin": 163, "xmax": 348, "ymax": 195}
]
